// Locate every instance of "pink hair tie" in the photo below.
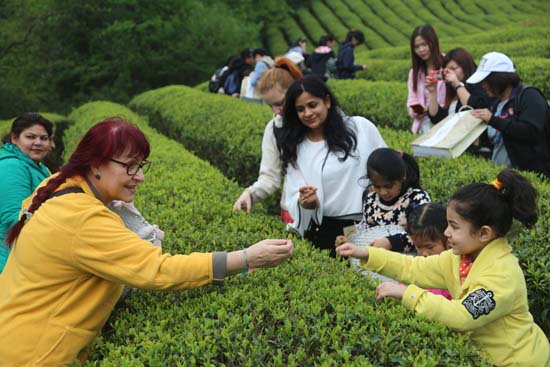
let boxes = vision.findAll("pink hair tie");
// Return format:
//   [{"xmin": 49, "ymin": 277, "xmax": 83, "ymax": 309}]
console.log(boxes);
[{"xmin": 396, "ymin": 150, "xmax": 404, "ymax": 157}]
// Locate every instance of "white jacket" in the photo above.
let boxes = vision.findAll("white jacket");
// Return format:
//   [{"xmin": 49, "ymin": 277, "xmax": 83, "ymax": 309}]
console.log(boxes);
[{"xmin": 285, "ymin": 116, "xmax": 386, "ymax": 235}]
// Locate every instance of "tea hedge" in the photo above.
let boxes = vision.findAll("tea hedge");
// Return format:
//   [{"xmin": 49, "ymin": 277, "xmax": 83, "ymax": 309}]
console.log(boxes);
[
  {"xmin": 310, "ymin": 1, "xmax": 349, "ymax": 43},
  {"xmin": 64, "ymin": 101, "xmax": 490, "ymax": 366},
  {"xmin": 129, "ymin": 88, "xmax": 549, "ymax": 337},
  {"xmin": 327, "ymin": 79, "xmax": 410, "ymax": 131},
  {"xmin": 356, "ymin": 57, "xmax": 550, "ymax": 98},
  {"xmin": 323, "ymin": 0, "xmax": 389, "ymax": 49},
  {"xmin": 129, "ymin": 85, "xmax": 272, "ymax": 186},
  {"xmin": 364, "ymin": 33, "xmax": 550, "ymax": 61}
]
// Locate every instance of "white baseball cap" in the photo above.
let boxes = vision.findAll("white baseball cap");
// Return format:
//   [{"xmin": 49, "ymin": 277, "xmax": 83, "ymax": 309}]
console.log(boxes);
[
  {"xmin": 286, "ymin": 51, "xmax": 305, "ymax": 66},
  {"xmin": 466, "ymin": 52, "xmax": 516, "ymax": 84}
]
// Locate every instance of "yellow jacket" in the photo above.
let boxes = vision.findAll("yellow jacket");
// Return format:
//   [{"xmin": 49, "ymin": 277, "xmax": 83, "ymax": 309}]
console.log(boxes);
[
  {"xmin": 365, "ymin": 238, "xmax": 550, "ymax": 367},
  {"xmin": 0, "ymin": 176, "xmax": 215, "ymax": 366}
]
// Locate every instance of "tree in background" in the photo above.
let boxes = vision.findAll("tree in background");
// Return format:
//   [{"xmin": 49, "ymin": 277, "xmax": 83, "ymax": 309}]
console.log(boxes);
[{"xmin": 0, "ymin": 0, "xmax": 289, "ymax": 118}]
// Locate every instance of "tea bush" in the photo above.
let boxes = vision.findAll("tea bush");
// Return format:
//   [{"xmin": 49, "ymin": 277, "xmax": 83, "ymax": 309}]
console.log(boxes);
[
  {"xmin": 130, "ymin": 89, "xmax": 550, "ymax": 336},
  {"xmin": 65, "ymin": 101, "xmax": 490, "ymax": 366}
]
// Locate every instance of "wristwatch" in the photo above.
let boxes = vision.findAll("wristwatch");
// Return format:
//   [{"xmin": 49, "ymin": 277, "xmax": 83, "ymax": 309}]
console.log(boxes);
[{"xmin": 455, "ymin": 82, "xmax": 465, "ymax": 91}]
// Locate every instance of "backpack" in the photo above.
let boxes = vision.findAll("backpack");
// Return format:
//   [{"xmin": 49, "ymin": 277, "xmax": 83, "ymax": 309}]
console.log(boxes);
[
  {"xmin": 513, "ymin": 86, "xmax": 550, "ymax": 142},
  {"xmin": 223, "ymin": 69, "xmax": 241, "ymax": 95},
  {"xmin": 208, "ymin": 66, "xmax": 230, "ymax": 93},
  {"xmin": 325, "ymin": 57, "xmax": 337, "ymax": 79},
  {"xmin": 513, "ymin": 86, "xmax": 550, "ymax": 169}
]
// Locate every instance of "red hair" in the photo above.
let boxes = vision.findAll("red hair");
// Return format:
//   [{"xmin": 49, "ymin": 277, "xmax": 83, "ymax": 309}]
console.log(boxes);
[
  {"xmin": 6, "ymin": 117, "xmax": 150, "ymax": 245},
  {"xmin": 258, "ymin": 57, "xmax": 303, "ymax": 95}
]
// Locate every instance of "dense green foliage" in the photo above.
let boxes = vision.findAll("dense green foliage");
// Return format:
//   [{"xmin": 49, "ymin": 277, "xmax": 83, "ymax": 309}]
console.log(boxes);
[
  {"xmin": 62, "ymin": 101, "xmax": 490, "ymax": 366},
  {"xmin": 0, "ymin": 0, "xmax": 291, "ymax": 119},
  {"xmin": 130, "ymin": 86, "xmax": 550, "ymax": 337}
]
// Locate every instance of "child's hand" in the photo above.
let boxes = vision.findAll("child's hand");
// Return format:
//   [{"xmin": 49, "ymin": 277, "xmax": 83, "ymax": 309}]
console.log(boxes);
[
  {"xmin": 376, "ymin": 282, "xmax": 406, "ymax": 301},
  {"xmin": 370, "ymin": 237, "xmax": 391, "ymax": 250},
  {"xmin": 335, "ymin": 242, "xmax": 368, "ymax": 259},
  {"xmin": 334, "ymin": 235, "xmax": 349, "ymax": 247}
]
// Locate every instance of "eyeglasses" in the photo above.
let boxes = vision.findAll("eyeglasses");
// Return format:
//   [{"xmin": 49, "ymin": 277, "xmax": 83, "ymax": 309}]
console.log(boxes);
[{"xmin": 110, "ymin": 158, "xmax": 151, "ymax": 175}]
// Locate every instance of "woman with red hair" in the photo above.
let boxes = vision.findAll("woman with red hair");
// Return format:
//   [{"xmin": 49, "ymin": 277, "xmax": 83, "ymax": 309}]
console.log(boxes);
[{"xmin": 0, "ymin": 118, "xmax": 293, "ymax": 365}]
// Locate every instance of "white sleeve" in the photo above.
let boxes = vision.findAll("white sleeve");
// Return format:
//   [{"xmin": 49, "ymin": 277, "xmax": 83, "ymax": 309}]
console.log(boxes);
[
  {"xmin": 284, "ymin": 163, "xmax": 317, "ymax": 236},
  {"xmin": 249, "ymin": 119, "xmax": 282, "ymax": 203}
]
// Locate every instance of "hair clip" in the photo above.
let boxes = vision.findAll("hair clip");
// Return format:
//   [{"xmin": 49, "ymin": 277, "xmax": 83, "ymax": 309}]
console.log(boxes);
[
  {"xmin": 490, "ymin": 179, "xmax": 503, "ymax": 190},
  {"xmin": 21, "ymin": 209, "xmax": 33, "ymax": 221}
]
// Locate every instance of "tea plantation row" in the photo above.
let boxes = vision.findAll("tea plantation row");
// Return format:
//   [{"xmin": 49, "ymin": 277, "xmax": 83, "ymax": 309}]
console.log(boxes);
[
  {"xmin": 264, "ymin": 0, "xmax": 548, "ymax": 54},
  {"xmin": 61, "ymin": 101, "xmax": 490, "ymax": 366},
  {"xmin": 130, "ymin": 86, "xmax": 550, "ymax": 337}
]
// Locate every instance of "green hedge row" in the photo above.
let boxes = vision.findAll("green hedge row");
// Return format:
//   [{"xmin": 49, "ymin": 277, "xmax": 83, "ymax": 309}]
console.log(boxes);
[
  {"xmin": 130, "ymin": 87, "xmax": 549, "ymax": 338},
  {"xmin": 62, "ymin": 101, "xmax": 489, "ymax": 366},
  {"xmin": 295, "ymin": 8, "xmax": 327, "ymax": 46},
  {"xmin": 362, "ymin": 34, "xmax": 550, "ymax": 61},
  {"xmin": 344, "ymin": 0, "xmax": 406, "ymax": 46},
  {"xmin": 323, "ymin": 0, "xmax": 389, "ymax": 49},
  {"xmin": 356, "ymin": 56, "xmax": 550, "ymax": 98},
  {"xmin": 310, "ymin": 1, "xmax": 349, "ymax": 44},
  {"xmin": 262, "ymin": 0, "xmax": 548, "ymax": 61},
  {"xmin": 265, "ymin": 24, "xmax": 290, "ymax": 58}
]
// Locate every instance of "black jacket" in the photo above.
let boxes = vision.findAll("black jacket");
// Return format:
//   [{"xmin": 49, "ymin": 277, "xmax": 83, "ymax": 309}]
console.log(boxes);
[
  {"xmin": 307, "ymin": 48, "xmax": 335, "ymax": 80},
  {"xmin": 429, "ymin": 83, "xmax": 494, "ymax": 124},
  {"xmin": 488, "ymin": 85, "xmax": 550, "ymax": 176},
  {"xmin": 336, "ymin": 42, "xmax": 362, "ymax": 79}
]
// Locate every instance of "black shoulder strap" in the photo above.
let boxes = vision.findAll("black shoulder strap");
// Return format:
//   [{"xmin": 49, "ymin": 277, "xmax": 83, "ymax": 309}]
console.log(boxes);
[
  {"xmin": 48, "ymin": 187, "xmax": 85, "ymax": 199},
  {"xmin": 514, "ymin": 86, "xmax": 548, "ymax": 114}
]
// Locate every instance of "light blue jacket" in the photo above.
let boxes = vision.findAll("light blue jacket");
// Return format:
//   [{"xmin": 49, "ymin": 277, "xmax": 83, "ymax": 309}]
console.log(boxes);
[{"xmin": 0, "ymin": 143, "xmax": 51, "ymax": 272}]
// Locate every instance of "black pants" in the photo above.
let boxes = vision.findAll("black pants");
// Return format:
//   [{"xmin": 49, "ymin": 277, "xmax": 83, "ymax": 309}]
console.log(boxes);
[{"xmin": 304, "ymin": 217, "xmax": 356, "ymax": 258}]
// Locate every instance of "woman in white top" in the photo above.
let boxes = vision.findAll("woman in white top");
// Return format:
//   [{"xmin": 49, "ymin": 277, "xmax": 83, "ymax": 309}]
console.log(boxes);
[
  {"xmin": 233, "ymin": 57, "xmax": 302, "ymax": 223},
  {"xmin": 277, "ymin": 75, "xmax": 386, "ymax": 257}
]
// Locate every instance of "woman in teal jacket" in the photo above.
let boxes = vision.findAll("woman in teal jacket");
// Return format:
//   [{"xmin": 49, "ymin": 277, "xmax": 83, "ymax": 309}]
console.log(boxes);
[{"xmin": 0, "ymin": 113, "xmax": 53, "ymax": 272}]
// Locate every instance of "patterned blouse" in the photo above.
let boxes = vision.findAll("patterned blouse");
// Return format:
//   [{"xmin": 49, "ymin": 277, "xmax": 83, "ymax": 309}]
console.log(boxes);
[{"xmin": 362, "ymin": 187, "xmax": 431, "ymax": 252}]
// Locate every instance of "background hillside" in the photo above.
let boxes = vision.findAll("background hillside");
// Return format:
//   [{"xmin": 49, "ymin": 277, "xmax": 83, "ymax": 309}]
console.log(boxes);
[{"xmin": 1, "ymin": 0, "xmax": 549, "ymax": 119}]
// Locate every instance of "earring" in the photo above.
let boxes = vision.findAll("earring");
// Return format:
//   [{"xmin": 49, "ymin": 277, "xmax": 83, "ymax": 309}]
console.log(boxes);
[{"xmin": 95, "ymin": 172, "xmax": 101, "ymax": 180}]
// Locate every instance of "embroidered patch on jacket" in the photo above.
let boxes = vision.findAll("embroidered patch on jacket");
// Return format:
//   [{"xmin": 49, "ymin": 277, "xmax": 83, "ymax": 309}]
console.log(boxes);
[{"xmin": 462, "ymin": 288, "xmax": 496, "ymax": 319}]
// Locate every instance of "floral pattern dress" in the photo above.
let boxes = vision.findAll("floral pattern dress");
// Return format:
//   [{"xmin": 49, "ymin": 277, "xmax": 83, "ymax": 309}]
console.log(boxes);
[{"xmin": 362, "ymin": 187, "xmax": 430, "ymax": 252}]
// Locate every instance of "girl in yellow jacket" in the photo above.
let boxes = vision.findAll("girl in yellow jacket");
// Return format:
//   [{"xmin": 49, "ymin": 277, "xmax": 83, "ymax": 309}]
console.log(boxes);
[
  {"xmin": 0, "ymin": 118, "xmax": 293, "ymax": 366},
  {"xmin": 336, "ymin": 168, "xmax": 550, "ymax": 367}
]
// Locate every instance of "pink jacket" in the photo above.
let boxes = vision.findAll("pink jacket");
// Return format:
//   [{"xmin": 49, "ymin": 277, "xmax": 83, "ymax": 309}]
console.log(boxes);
[{"xmin": 407, "ymin": 68, "xmax": 446, "ymax": 134}]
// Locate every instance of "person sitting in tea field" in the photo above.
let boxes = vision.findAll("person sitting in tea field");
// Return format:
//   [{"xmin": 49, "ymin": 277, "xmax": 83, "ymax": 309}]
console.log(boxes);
[
  {"xmin": 469, "ymin": 52, "xmax": 550, "ymax": 177},
  {"xmin": 336, "ymin": 169, "xmax": 550, "ymax": 366},
  {"xmin": 0, "ymin": 118, "xmax": 293, "ymax": 366},
  {"xmin": 233, "ymin": 57, "xmax": 302, "ymax": 223},
  {"xmin": 407, "ymin": 24, "xmax": 446, "ymax": 134},
  {"xmin": 0, "ymin": 113, "xmax": 54, "ymax": 273},
  {"xmin": 278, "ymin": 76, "xmax": 386, "ymax": 257},
  {"xmin": 335, "ymin": 148, "xmax": 431, "ymax": 254}
]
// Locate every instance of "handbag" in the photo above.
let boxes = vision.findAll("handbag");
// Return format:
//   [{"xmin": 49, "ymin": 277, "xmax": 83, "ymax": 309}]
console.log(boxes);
[{"xmin": 411, "ymin": 106, "xmax": 486, "ymax": 158}]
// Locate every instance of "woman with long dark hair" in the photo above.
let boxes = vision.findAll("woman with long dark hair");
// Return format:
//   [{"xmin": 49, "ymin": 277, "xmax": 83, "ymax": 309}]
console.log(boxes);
[
  {"xmin": 407, "ymin": 25, "xmax": 445, "ymax": 134},
  {"xmin": 277, "ymin": 75, "xmax": 386, "ymax": 257}
]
